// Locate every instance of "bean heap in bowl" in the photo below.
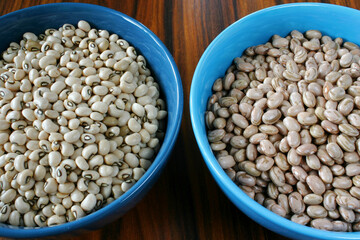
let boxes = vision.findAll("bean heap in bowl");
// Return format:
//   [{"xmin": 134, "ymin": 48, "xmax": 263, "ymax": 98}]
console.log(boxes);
[
  {"xmin": 0, "ymin": 20, "xmax": 167, "ymax": 227},
  {"xmin": 206, "ymin": 30, "xmax": 360, "ymax": 231}
]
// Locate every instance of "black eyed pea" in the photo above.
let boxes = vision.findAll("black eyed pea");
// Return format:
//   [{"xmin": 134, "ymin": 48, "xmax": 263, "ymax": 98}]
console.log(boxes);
[
  {"xmin": 47, "ymin": 215, "xmax": 66, "ymax": 226},
  {"xmin": 41, "ymin": 204, "xmax": 54, "ymax": 218},
  {"xmin": 98, "ymin": 139, "xmax": 111, "ymax": 156},
  {"xmin": 147, "ymin": 138, "xmax": 160, "ymax": 149},
  {"xmin": 60, "ymin": 141, "xmax": 74, "ymax": 157},
  {"xmin": 6, "ymin": 110, "xmax": 21, "ymax": 123},
  {"xmin": 82, "ymin": 144, "xmax": 98, "ymax": 160},
  {"xmin": 124, "ymin": 152, "xmax": 140, "ymax": 168},
  {"xmin": 82, "ymin": 170, "xmax": 100, "ymax": 181},
  {"xmin": 58, "ymin": 182, "xmax": 75, "ymax": 194},
  {"xmin": 144, "ymin": 104, "xmax": 158, "ymax": 120},
  {"xmin": 0, "ymin": 20, "xmax": 165, "ymax": 227},
  {"xmin": 8, "ymin": 210, "xmax": 21, "ymax": 226},
  {"xmin": 48, "ymin": 151, "xmax": 61, "ymax": 167},
  {"xmin": 23, "ymin": 211, "xmax": 36, "ymax": 227},
  {"xmin": 124, "ymin": 133, "xmax": 141, "ymax": 146},
  {"xmin": 14, "ymin": 196, "xmax": 31, "ymax": 214},
  {"xmin": 76, "ymin": 178, "xmax": 89, "ymax": 192},
  {"xmin": 144, "ymin": 122, "xmax": 158, "ymax": 135},
  {"xmin": 96, "ymin": 177, "xmax": 112, "ymax": 187},
  {"xmin": 13, "ymin": 153, "xmax": 29, "ymax": 173},
  {"xmin": 70, "ymin": 189, "xmax": 85, "ymax": 203},
  {"xmin": 121, "ymin": 179, "xmax": 136, "ymax": 193},
  {"xmin": 104, "ymin": 153, "xmax": 121, "ymax": 166},
  {"xmin": 55, "ymin": 166, "xmax": 67, "ymax": 184},
  {"xmin": 64, "ymin": 129, "xmax": 81, "ymax": 143},
  {"xmin": 139, "ymin": 147, "xmax": 155, "ymax": 159},
  {"xmin": 34, "ymin": 165, "xmax": 46, "ymax": 181},
  {"xmin": 42, "ymin": 119, "xmax": 59, "ymax": 133},
  {"xmin": 77, "ymin": 20, "xmax": 91, "ymax": 32},
  {"xmin": 59, "ymin": 159, "xmax": 76, "ymax": 171},
  {"xmin": 67, "ymin": 171, "xmax": 79, "ymax": 183},
  {"xmin": 90, "ymin": 101, "xmax": 108, "ymax": 114},
  {"xmin": 80, "ymin": 193, "xmax": 96, "ymax": 212},
  {"xmin": 131, "ymin": 103, "xmax": 145, "ymax": 117},
  {"xmin": 16, "ymin": 169, "xmax": 33, "ymax": 186},
  {"xmin": 34, "ymin": 214, "xmax": 47, "ymax": 227},
  {"xmin": 118, "ymin": 168, "xmax": 133, "ymax": 180},
  {"xmin": 88, "ymin": 155, "xmax": 104, "ymax": 170},
  {"xmin": 74, "ymin": 156, "xmax": 89, "ymax": 171},
  {"xmin": 112, "ymin": 185, "xmax": 124, "ymax": 199},
  {"xmin": 98, "ymin": 165, "xmax": 114, "ymax": 177},
  {"xmin": 106, "ymin": 126, "xmax": 121, "ymax": 138},
  {"xmin": 133, "ymin": 168, "xmax": 146, "ymax": 181},
  {"xmin": 44, "ymin": 178, "xmax": 58, "ymax": 194},
  {"xmin": 0, "ymin": 189, "xmax": 16, "ymax": 203},
  {"xmin": 0, "ymin": 205, "xmax": 11, "ymax": 223}
]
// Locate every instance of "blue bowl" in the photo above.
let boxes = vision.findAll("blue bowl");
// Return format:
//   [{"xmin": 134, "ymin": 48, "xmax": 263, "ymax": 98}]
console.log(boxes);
[
  {"xmin": 190, "ymin": 3, "xmax": 360, "ymax": 240},
  {"xmin": 0, "ymin": 3, "xmax": 183, "ymax": 238}
]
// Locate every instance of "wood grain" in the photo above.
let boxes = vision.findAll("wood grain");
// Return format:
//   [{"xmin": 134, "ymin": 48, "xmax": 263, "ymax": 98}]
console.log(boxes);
[{"xmin": 0, "ymin": 0, "xmax": 360, "ymax": 239}]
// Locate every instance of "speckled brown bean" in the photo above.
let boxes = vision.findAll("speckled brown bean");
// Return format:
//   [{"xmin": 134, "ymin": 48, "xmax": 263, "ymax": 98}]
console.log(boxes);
[
  {"xmin": 269, "ymin": 166, "xmax": 285, "ymax": 187},
  {"xmin": 297, "ymin": 112, "xmax": 318, "ymax": 125},
  {"xmin": 310, "ymin": 218, "xmax": 333, "ymax": 231},
  {"xmin": 262, "ymin": 109, "xmax": 281, "ymax": 125},
  {"xmin": 255, "ymin": 156, "xmax": 274, "ymax": 172},
  {"xmin": 267, "ymin": 92, "xmax": 284, "ymax": 109},
  {"xmin": 250, "ymin": 107, "xmax": 263, "ymax": 126},
  {"xmin": 291, "ymin": 213, "xmax": 311, "ymax": 225},
  {"xmin": 318, "ymin": 165, "xmax": 333, "ymax": 184},
  {"xmin": 292, "ymin": 166, "xmax": 308, "ymax": 182},
  {"xmin": 346, "ymin": 163, "xmax": 360, "ymax": 177},
  {"xmin": 287, "ymin": 148, "xmax": 302, "ymax": 166},
  {"xmin": 243, "ymin": 125, "xmax": 258, "ymax": 139},
  {"xmin": 283, "ymin": 117, "xmax": 301, "ymax": 132},
  {"xmin": 307, "ymin": 205, "xmax": 328, "ymax": 218},
  {"xmin": 274, "ymin": 153, "xmax": 290, "ymax": 171},
  {"xmin": 217, "ymin": 155, "xmax": 236, "ymax": 169},
  {"xmin": 306, "ymin": 175, "xmax": 326, "ymax": 195},
  {"xmin": 232, "ymin": 114, "xmax": 249, "ymax": 129},
  {"xmin": 306, "ymin": 155, "xmax": 321, "ymax": 170},
  {"xmin": 287, "ymin": 131, "xmax": 300, "ymax": 148},
  {"xmin": 288, "ymin": 192, "xmax": 305, "ymax": 214},
  {"xmin": 296, "ymin": 144, "xmax": 317, "ymax": 156},
  {"xmin": 259, "ymin": 139, "xmax": 276, "ymax": 157},
  {"xmin": 333, "ymin": 176, "xmax": 352, "ymax": 189},
  {"xmin": 326, "ymin": 142, "xmax": 343, "ymax": 160}
]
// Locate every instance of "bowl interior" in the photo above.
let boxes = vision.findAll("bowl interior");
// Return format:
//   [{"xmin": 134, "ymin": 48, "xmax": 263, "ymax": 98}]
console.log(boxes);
[
  {"xmin": 0, "ymin": 3, "xmax": 182, "ymax": 238},
  {"xmin": 191, "ymin": 3, "xmax": 360, "ymax": 240}
]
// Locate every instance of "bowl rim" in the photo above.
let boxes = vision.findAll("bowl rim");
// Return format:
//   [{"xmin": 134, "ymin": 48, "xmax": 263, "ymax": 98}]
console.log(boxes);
[
  {"xmin": 190, "ymin": 2, "xmax": 360, "ymax": 239},
  {"xmin": 0, "ymin": 2, "xmax": 183, "ymax": 238}
]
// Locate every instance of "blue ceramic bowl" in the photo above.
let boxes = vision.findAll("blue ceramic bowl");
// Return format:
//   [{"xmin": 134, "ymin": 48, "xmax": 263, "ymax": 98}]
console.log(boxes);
[
  {"xmin": 190, "ymin": 3, "xmax": 360, "ymax": 240},
  {"xmin": 0, "ymin": 3, "xmax": 183, "ymax": 238}
]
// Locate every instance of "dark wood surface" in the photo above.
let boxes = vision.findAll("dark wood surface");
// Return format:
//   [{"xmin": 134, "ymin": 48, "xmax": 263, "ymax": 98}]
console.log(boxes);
[{"xmin": 1, "ymin": 0, "xmax": 360, "ymax": 239}]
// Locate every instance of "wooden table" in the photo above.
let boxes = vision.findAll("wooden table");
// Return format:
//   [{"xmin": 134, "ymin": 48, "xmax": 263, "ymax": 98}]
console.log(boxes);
[{"xmin": 1, "ymin": 0, "xmax": 360, "ymax": 239}]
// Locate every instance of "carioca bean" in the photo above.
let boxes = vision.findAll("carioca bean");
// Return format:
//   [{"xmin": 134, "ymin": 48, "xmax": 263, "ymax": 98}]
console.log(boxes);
[{"xmin": 206, "ymin": 29, "xmax": 360, "ymax": 231}]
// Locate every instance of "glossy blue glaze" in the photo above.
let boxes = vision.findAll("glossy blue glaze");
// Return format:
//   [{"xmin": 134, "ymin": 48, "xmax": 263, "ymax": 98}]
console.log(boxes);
[
  {"xmin": 0, "ymin": 3, "xmax": 183, "ymax": 238},
  {"xmin": 191, "ymin": 3, "xmax": 360, "ymax": 240}
]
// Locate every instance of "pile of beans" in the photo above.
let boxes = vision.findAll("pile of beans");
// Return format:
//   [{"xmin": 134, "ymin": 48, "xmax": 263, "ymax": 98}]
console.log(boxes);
[
  {"xmin": 0, "ymin": 20, "xmax": 167, "ymax": 227},
  {"xmin": 206, "ymin": 30, "xmax": 360, "ymax": 231}
]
